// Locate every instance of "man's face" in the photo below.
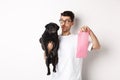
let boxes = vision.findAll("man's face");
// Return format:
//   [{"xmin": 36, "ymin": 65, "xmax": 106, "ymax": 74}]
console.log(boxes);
[{"xmin": 59, "ymin": 16, "xmax": 74, "ymax": 33}]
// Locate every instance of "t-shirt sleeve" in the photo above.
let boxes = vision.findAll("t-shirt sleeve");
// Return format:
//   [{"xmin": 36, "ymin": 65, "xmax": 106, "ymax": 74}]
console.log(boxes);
[{"xmin": 88, "ymin": 41, "xmax": 93, "ymax": 51}]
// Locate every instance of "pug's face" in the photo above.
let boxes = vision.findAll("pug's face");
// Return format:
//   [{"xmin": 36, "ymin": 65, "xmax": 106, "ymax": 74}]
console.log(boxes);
[{"xmin": 45, "ymin": 23, "xmax": 59, "ymax": 34}]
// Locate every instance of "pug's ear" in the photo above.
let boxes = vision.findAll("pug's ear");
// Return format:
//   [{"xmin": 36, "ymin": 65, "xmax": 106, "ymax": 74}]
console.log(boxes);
[
  {"xmin": 56, "ymin": 25, "xmax": 59, "ymax": 30},
  {"xmin": 45, "ymin": 24, "xmax": 49, "ymax": 29}
]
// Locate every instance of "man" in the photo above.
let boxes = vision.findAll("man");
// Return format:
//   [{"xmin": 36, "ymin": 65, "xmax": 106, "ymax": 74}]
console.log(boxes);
[{"xmin": 47, "ymin": 11, "xmax": 100, "ymax": 80}]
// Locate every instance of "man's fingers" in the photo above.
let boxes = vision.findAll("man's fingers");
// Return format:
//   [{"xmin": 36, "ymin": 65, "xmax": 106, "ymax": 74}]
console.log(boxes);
[{"xmin": 47, "ymin": 42, "xmax": 53, "ymax": 51}]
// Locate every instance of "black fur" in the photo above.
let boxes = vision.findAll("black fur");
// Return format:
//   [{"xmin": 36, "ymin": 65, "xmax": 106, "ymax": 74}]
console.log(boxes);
[{"xmin": 39, "ymin": 22, "xmax": 59, "ymax": 75}]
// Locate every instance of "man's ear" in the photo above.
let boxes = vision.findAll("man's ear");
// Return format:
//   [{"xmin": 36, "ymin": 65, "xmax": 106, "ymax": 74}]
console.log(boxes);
[
  {"xmin": 71, "ymin": 22, "xmax": 74, "ymax": 28},
  {"xmin": 72, "ymin": 22, "xmax": 74, "ymax": 25}
]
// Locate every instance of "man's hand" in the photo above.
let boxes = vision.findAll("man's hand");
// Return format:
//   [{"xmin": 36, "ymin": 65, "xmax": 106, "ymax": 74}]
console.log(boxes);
[
  {"xmin": 80, "ymin": 26, "xmax": 91, "ymax": 33},
  {"xmin": 44, "ymin": 41, "xmax": 54, "ymax": 60},
  {"xmin": 47, "ymin": 41, "xmax": 53, "ymax": 52},
  {"xmin": 80, "ymin": 25, "xmax": 100, "ymax": 50}
]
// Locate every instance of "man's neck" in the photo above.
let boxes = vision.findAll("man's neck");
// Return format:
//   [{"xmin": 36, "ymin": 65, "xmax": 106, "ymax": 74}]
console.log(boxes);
[{"xmin": 61, "ymin": 32, "xmax": 71, "ymax": 36}]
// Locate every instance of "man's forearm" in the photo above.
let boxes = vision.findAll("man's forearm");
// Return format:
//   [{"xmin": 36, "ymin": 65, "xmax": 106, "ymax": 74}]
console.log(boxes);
[{"xmin": 89, "ymin": 30, "xmax": 101, "ymax": 50}]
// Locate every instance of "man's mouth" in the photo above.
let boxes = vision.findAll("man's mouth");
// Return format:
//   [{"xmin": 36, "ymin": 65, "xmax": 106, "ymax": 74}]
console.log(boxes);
[{"xmin": 61, "ymin": 26, "xmax": 65, "ymax": 29}]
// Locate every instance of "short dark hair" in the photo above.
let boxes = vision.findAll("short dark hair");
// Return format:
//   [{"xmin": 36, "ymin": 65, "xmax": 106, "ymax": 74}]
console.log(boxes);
[{"xmin": 61, "ymin": 11, "xmax": 75, "ymax": 22}]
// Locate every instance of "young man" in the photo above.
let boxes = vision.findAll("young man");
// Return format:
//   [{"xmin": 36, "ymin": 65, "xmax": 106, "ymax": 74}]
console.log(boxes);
[{"xmin": 47, "ymin": 11, "xmax": 100, "ymax": 80}]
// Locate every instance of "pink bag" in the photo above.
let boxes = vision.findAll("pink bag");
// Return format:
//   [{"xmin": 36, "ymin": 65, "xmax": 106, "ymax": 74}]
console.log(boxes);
[{"xmin": 76, "ymin": 31, "xmax": 89, "ymax": 58}]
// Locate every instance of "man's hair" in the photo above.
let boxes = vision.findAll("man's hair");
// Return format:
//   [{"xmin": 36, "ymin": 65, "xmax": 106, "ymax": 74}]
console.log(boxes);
[{"xmin": 61, "ymin": 11, "xmax": 75, "ymax": 22}]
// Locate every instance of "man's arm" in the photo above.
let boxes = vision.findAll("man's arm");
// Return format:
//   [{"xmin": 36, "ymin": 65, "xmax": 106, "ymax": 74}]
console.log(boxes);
[
  {"xmin": 89, "ymin": 29, "xmax": 100, "ymax": 50},
  {"xmin": 80, "ymin": 26, "xmax": 101, "ymax": 50}
]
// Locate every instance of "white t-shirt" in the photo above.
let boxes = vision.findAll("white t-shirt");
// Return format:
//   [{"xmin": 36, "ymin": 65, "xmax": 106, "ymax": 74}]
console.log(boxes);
[{"xmin": 50, "ymin": 34, "xmax": 93, "ymax": 80}]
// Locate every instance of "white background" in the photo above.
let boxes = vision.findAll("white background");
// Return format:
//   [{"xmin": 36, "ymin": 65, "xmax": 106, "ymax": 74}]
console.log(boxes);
[{"xmin": 0, "ymin": 0, "xmax": 120, "ymax": 80}]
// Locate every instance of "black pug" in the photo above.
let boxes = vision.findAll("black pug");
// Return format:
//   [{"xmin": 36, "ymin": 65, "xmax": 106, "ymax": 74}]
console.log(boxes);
[{"xmin": 39, "ymin": 22, "xmax": 59, "ymax": 75}]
